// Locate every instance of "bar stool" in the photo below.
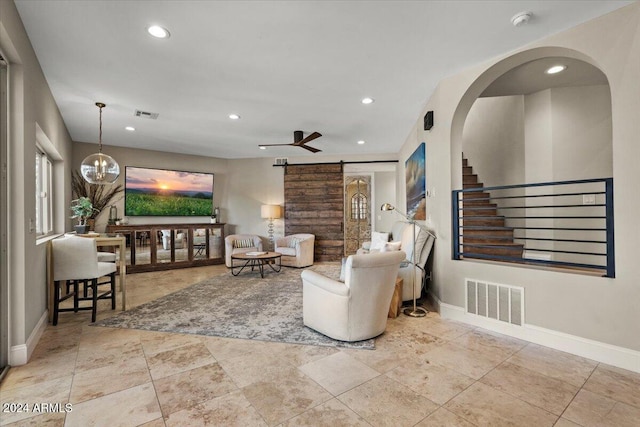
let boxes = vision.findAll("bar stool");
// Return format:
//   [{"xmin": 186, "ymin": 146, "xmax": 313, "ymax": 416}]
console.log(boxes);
[{"xmin": 51, "ymin": 235, "xmax": 117, "ymax": 325}]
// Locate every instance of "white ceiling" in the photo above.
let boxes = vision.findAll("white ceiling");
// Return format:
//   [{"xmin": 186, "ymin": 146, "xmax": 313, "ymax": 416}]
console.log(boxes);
[{"xmin": 14, "ymin": 0, "xmax": 632, "ymax": 159}]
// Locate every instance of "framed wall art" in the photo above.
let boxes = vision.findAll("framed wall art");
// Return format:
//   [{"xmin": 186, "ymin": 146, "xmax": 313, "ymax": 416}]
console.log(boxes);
[{"xmin": 405, "ymin": 142, "xmax": 426, "ymax": 220}]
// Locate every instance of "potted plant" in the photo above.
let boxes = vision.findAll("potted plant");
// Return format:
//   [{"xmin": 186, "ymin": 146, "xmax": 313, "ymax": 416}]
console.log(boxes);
[
  {"xmin": 70, "ymin": 196, "xmax": 98, "ymax": 234},
  {"xmin": 71, "ymin": 170, "xmax": 123, "ymax": 231}
]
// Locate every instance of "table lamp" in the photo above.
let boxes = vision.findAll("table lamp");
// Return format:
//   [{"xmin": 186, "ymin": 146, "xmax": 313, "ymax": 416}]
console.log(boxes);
[{"xmin": 261, "ymin": 204, "xmax": 282, "ymax": 250}]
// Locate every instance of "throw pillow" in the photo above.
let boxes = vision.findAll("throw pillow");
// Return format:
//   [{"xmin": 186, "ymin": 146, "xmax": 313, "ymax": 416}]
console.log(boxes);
[
  {"xmin": 369, "ymin": 231, "xmax": 390, "ymax": 251},
  {"xmin": 233, "ymin": 238, "xmax": 254, "ymax": 249},
  {"xmin": 381, "ymin": 241, "xmax": 402, "ymax": 252}
]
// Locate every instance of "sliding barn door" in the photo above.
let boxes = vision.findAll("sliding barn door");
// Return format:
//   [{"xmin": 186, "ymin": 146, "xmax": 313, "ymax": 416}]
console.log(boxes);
[{"xmin": 284, "ymin": 164, "xmax": 344, "ymax": 262}]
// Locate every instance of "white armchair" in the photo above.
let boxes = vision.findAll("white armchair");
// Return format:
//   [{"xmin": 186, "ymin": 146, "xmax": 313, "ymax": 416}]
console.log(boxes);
[
  {"xmin": 302, "ymin": 251, "xmax": 406, "ymax": 342},
  {"xmin": 225, "ymin": 234, "xmax": 263, "ymax": 267},
  {"xmin": 274, "ymin": 234, "xmax": 315, "ymax": 267},
  {"xmin": 357, "ymin": 221, "xmax": 435, "ymax": 301}
]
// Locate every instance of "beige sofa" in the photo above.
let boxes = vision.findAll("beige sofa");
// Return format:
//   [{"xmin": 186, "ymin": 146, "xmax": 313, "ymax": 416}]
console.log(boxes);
[
  {"xmin": 274, "ymin": 234, "xmax": 315, "ymax": 267},
  {"xmin": 357, "ymin": 221, "xmax": 435, "ymax": 301},
  {"xmin": 302, "ymin": 251, "xmax": 406, "ymax": 342}
]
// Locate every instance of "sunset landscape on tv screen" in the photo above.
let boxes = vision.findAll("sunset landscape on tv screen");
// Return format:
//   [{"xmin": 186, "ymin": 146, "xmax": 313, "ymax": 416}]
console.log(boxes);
[{"xmin": 124, "ymin": 166, "xmax": 213, "ymax": 216}]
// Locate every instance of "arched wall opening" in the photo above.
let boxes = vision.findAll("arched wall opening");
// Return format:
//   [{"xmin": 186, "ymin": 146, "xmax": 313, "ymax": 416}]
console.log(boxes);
[
  {"xmin": 449, "ymin": 47, "xmax": 613, "ymax": 269},
  {"xmin": 451, "ymin": 46, "xmax": 612, "ymax": 192}
]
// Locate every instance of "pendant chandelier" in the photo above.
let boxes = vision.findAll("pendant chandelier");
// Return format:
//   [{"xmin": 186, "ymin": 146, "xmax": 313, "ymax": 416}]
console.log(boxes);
[{"xmin": 80, "ymin": 102, "xmax": 120, "ymax": 184}]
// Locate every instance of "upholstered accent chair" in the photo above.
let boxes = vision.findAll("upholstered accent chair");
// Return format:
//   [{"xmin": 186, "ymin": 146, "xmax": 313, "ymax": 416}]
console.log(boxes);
[
  {"xmin": 302, "ymin": 251, "xmax": 406, "ymax": 342},
  {"xmin": 358, "ymin": 221, "xmax": 435, "ymax": 301},
  {"xmin": 51, "ymin": 235, "xmax": 117, "ymax": 325},
  {"xmin": 224, "ymin": 234, "xmax": 263, "ymax": 267},
  {"xmin": 274, "ymin": 234, "xmax": 315, "ymax": 268}
]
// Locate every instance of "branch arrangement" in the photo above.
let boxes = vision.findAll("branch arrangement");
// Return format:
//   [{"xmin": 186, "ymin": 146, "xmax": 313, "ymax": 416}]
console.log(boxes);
[{"xmin": 71, "ymin": 170, "xmax": 123, "ymax": 219}]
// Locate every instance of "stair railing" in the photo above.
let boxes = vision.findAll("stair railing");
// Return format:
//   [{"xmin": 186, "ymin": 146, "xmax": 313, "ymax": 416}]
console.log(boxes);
[{"xmin": 452, "ymin": 178, "xmax": 615, "ymax": 278}]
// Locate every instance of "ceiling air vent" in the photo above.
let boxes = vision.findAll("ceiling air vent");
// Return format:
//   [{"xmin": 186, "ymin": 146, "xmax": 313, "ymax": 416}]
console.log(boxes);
[
  {"xmin": 275, "ymin": 158, "xmax": 288, "ymax": 166},
  {"xmin": 134, "ymin": 110, "xmax": 159, "ymax": 120}
]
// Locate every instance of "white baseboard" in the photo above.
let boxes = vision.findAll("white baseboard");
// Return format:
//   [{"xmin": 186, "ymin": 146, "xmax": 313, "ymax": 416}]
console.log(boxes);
[
  {"xmin": 9, "ymin": 310, "xmax": 48, "ymax": 366},
  {"xmin": 438, "ymin": 301, "xmax": 640, "ymax": 374}
]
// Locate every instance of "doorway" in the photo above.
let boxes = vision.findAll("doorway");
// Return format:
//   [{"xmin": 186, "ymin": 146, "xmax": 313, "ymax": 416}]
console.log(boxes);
[{"xmin": 344, "ymin": 176, "xmax": 371, "ymax": 255}]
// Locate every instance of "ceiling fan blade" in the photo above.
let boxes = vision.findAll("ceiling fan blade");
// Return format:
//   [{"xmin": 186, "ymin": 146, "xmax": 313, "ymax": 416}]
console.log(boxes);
[
  {"xmin": 300, "ymin": 144, "xmax": 321, "ymax": 153},
  {"xmin": 293, "ymin": 131, "xmax": 322, "ymax": 146},
  {"xmin": 258, "ymin": 143, "xmax": 295, "ymax": 147}
]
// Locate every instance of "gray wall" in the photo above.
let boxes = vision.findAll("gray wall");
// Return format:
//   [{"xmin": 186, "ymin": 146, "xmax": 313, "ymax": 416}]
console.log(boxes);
[
  {"xmin": 462, "ymin": 95, "xmax": 525, "ymax": 187},
  {"xmin": 1, "ymin": 0, "xmax": 74, "ymax": 355}
]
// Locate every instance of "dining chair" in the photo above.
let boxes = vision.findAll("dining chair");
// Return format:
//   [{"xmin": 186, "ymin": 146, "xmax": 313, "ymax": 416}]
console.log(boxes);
[{"xmin": 51, "ymin": 235, "xmax": 117, "ymax": 325}]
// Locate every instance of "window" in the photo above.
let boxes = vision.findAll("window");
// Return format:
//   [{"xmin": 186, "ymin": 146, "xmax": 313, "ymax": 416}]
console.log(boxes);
[
  {"xmin": 35, "ymin": 147, "xmax": 53, "ymax": 236},
  {"xmin": 350, "ymin": 193, "xmax": 368, "ymax": 220}
]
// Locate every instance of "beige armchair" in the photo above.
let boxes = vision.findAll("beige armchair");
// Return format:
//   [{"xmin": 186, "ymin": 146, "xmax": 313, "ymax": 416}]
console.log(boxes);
[
  {"xmin": 225, "ymin": 234, "xmax": 263, "ymax": 267},
  {"xmin": 358, "ymin": 221, "xmax": 435, "ymax": 301},
  {"xmin": 302, "ymin": 251, "xmax": 406, "ymax": 342},
  {"xmin": 274, "ymin": 234, "xmax": 315, "ymax": 267}
]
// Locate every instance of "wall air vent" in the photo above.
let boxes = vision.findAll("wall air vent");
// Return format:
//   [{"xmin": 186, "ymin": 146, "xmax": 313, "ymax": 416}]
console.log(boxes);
[
  {"xmin": 466, "ymin": 279, "xmax": 524, "ymax": 326},
  {"xmin": 275, "ymin": 158, "xmax": 288, "ymax": 166},
  {"xmin": 134, "ymin": 110, "xmax": 159, "ymax": 120}
]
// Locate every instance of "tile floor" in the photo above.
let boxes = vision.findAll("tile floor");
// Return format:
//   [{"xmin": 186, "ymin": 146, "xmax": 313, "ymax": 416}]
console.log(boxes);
[{"xmin": 1, "ymin": 264, "xmax": 639, "ymax": 426}]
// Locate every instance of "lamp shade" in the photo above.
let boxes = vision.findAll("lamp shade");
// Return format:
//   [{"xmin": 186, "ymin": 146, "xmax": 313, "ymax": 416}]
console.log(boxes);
[{"xmin": 261, "ymin": 204, "xmax": 282, "ymax": 219}]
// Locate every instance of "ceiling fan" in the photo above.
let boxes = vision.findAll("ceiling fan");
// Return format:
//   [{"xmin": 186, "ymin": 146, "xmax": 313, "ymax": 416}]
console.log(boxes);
[{"xmin": 259, "ymin": 130, "xmax": 322, "ymax": 153}]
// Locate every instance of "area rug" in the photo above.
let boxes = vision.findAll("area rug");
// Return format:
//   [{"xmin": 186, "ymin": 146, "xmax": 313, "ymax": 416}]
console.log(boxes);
[{"xmin": 93, "ymin": 264, "xmax": 375, "ymax": 349}]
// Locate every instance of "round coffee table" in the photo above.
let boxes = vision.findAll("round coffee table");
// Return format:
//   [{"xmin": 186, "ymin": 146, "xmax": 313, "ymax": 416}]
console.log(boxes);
[{"xmin": 231, "ymin": 251, "xmax": 282, "ymax": 278}]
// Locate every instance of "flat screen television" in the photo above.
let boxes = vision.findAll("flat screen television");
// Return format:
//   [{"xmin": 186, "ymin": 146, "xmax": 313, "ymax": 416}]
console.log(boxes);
[{"xmin": 124, "ymin": 166, "xmax": 214, "ymax": 216}]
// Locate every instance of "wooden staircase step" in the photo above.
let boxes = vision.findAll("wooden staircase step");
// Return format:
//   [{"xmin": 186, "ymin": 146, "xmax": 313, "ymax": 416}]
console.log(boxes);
[
  {"xmin": 463, "ymin": 182, "xmax": 484, "ymax": 189},
  {"xmin": 463, "ymin": 166, "xmax": 473, "ymax": 175},
  {"xmin": 462, "ymin": 158, "xmax": 468, "ymax": 167},
  {"xmin": 462, "ymin": 243, "xmax": 524, "ymax": 257},
  {"xmin": 462, "ymin": 235, "xmax": 516, "ymax": 244},
  {"xmin": 462, "ymin": 200, "xmax": 495, "ymax": 208},
  {"xmin": 461, "ymin": 191, "xmax": 491, "ymax": 200},
  {"xmin": 463, "ymin": 174, "xmax": 478, "ymax": 184},
  {"xmin": 461, "ymin": 206, "xmax": 498, "ymax": 216},
  {"xmin": 461, "ymin": 227, "xmax": 515, "ymax": 237},
  {"xmin": 462, "ymin": 217, "xmax": 506, "ymax": 227}
]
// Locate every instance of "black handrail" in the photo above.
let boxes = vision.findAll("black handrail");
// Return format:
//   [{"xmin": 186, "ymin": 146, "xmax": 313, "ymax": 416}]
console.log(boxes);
[{"xmin": 452, "ymin": 177, "xmax": 615, "ymax": 278}]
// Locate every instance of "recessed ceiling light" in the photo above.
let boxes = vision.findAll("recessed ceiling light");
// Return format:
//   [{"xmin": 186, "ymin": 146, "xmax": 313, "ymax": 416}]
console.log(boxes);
[
  {"xmin": 147, "ymin": 25, "xmax": 170, "ymax": 39},
  {"xmin": 259, "ymin": 146, "xmax": 266, "ymax": 150},
  {"xmin": 357, "ymin": 140, "xmax": 366, "ymax": 145},
  {"xmin": 546, "ymin": 65, "xmax": 567, "ymax": 74},
  {"xmin": 229, "ymin": 114, "xmax": 240, "ymax": 120},
  {"xmin": 125, "ymin": 126, "xmax": 135, "ymax": 131},
  {"xmin": 361, "ymin": 97, "xmax": 374, "ymax": 105}
]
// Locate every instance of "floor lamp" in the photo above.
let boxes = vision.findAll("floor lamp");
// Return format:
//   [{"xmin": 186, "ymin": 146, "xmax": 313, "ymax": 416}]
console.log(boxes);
[
  {"xmin": 381, "ymin": 203, "xmax": 435, "ymax": 317},
  {"xmin": 261, "ymin": 204, "xmax": 282, "ymax": 250}
]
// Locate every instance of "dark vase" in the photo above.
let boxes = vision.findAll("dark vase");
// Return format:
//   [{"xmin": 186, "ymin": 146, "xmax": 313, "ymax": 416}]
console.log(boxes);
[{"xmin": 74, "ymin": 225, "xmax": 88, "ymax": 234}]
